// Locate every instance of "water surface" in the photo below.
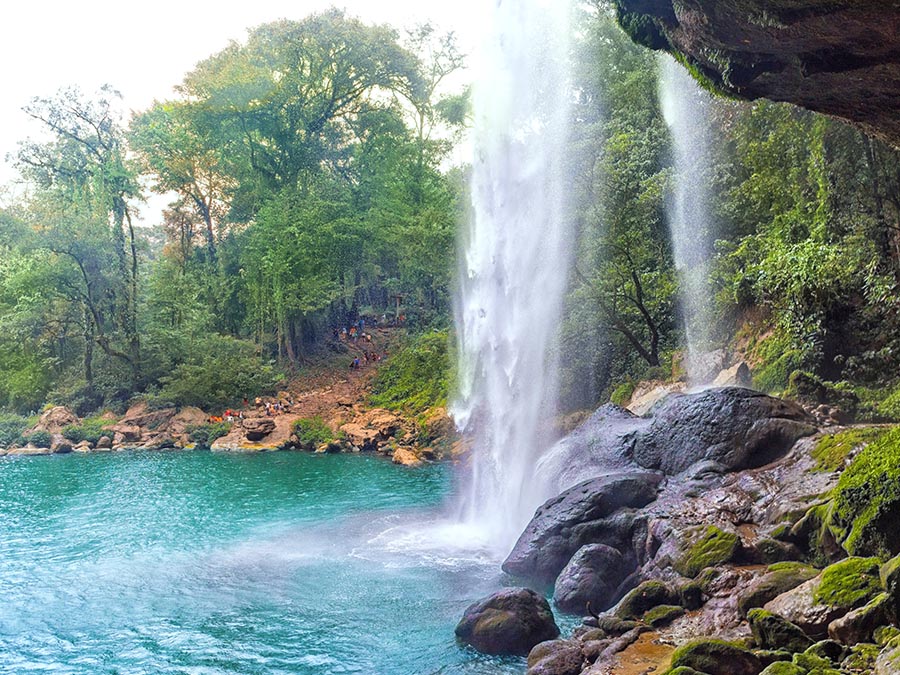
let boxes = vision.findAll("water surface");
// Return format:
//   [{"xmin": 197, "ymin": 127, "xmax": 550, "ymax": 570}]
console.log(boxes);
[{"xmin": 0, "ymin": 451, "xmax": 526, "ymax": 674}]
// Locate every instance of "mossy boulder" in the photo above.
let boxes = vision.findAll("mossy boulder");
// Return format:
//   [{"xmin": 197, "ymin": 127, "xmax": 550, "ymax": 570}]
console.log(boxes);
[
  {"xmin": 842, "ymin": 642, "xmax": 880, "ymax": 672},
  {"xmin": 827, "ymin": 592, "xmax": 891, "ymax": 644},
  {"xmin": 668, "ymin": 639, "xmax": 763, "ymax": 675},
  {"xmin": 738, "ymin": 563, "xmax": 820, "ymax": 617},
  {"xmin": 759, "ymin": 663, "xmax": 804, "ymax": 675},
  {"xmin": 525, "ymin": 639, "xmax": 584, "ymax": 675},
  {"xmin": 615, "ymin": 580, "xmax": 680, "ymax": 619},
  {"xmin": 644, "ymin": 604, "xmax": 685, "ymax": 627},
  {"xmin": 674, "ymin": 526, "xmax": 741, "ymax": 578},
  {"xmin": 826, "ymin": 428, "xmax": 900, "ymax": 558},
  {"xmin": 811, "ymin": 427, "xmax": 883, "ymax": 473},
  {"xmin": 875, "ymin": 636, "xmax": 900, "ymax": 675},
  {"xmin": 803, "ymin": 640, "xmax": 845, "ymax": 663},
  {"xmin": 880, "ymin": 552, "xmax": 900, "ymax": 621},
  {"xmin": 814, "ymin": 557, "xmax": 881, "ymax": 609},
  {"xmin": 764, "ymin": 558, "xmax": 881, "ymax": 638},
  {"xmin": 667, "ymin": 668, "xmax": 708, "ymax": 675},
  {"xmin": 748, "ymin": 609, "xmax": 814, "ymax": 653},
  {"xmin": 455, "ymin": 588, "xmax": 560, "ymax": 656},
  {"xmin": 790, "ymin": 651, "xmax": 839, "ymax": 673}
]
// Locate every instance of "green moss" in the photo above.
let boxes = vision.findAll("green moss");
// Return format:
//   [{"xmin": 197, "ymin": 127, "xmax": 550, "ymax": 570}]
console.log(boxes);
[
  {"xmin": 810, "ymin": 428, "xmax": 884, "ymax": 473},
  {"xmin": 875, "ymin": 625, "xmax": 900, "ymax": 646},
  {"xmin": 828, "ymin": 428, "xmax": 900, "ymax": 558},
  {"xmin": 610, "ymin": 380, "xmax": 636, "ymax": 406},
  {"xmin": 674, "ymin": 526, "xmax": 741, "ymax": 578},
  {"xmin": 612, "ymin": 3, "xmax": 669, "ymax": 51},
  {"xmin": 791, "ymin": 651, "xmax": 838, "ymax": 672},
  {"xmin": 666, "ymin": 668, "xmax": 707, "ymax": 675},
  {"xmin": 841, "ymin": 642, "xmax": 880, "ymax": 671},
  {"xmin": 669, "ymin": 639, "xmax": 762, "ymax": 675},
  {"xmin": 759, "ymin": 662, "xmax": 805, "ymax": 675},
  {"xmin": 813, "ymin": 557, "xmax": 881, "ymax": 609},
  {"xmin": 643, "ymin": 604, "xmax": 685, "ymax": 627}
]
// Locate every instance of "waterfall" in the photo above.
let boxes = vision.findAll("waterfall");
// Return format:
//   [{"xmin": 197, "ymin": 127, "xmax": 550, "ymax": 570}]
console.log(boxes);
[
  {"xmin": 451, "ymin": 0, "xmax": 572, "ymax": 551},
  {"xmin": 658, "ymin": 55, "xmax": 717, "ymax": 384}
]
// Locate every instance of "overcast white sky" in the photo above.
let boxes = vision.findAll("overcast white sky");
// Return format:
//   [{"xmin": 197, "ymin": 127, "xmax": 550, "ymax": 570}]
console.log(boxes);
[{"xmin": 0, "ymin": 0, "xmax": 485, "ymax": 196}]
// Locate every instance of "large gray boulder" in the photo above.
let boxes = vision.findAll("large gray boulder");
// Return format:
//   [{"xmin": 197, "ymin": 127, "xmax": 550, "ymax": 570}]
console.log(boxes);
[
  {"xmin": 632, "ymin": 387, "xmax": 816, "ymax": 475},
  {"xmin": 455, "ymin": 588, "xmax": 559, "ymax": 656},
  {"xmin": 503, "ymin": 472, "xmax": 664, "ymax": 587},
  {"xmin": 536, "ymin": 404, "xmax": 648, "ymax": 494},
  {"xmin": 553, "ymin": 544, "xmax": 633, "ymax": 615}
]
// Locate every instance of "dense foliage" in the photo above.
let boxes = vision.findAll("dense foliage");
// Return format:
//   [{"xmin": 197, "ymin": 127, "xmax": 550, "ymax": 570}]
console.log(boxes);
[{"xmin": 0, "ymin": 11, "xmax": 464, "ymax": 414}]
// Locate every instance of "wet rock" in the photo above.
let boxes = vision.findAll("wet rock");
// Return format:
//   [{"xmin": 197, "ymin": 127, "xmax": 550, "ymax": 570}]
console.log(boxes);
[
  {"xmin": 526, "ymin": 639, "xmax": 584, "ymax": 675},
  {"xmin": 503, "ymin": 472, "xmax": 663, "ymax": 587},
  {"xmin": 535, "ymin": 405, "xmax": 650, "ymax": 493},
  {"xmin": 614, "ymin": 580, "xmax": 679, "ymax": 620},
  {"xmin": 632, "ymin": 387, "xmax": 816, "ymax": 475},
  {"xmin": 643, "ymin": 604, "xmax": 684, "ymax": 627},
  {"xmin": 828, "ymin": 592, "xmax": 891, "ymax": 645},
  {"xmin": 242, "ymin": 417, "xmax": 276, "ymax": 441},
  {"xmin": 712, "ymin": 362, "xmax": 752, "ymax": 388},
  {"xmin": 455, "ymin": 588, "xmax": 560, "ymax": 656},
  {"xmin": 748, "ymin": 609, "xmax": 813, "ymax": 653},
  {"xmin": 553, "ymin": 544, "xmax": 632, "ymax": 614},
  {"xmin": 668, "ymin": 638, "xmax": 763, "ymax": 675},
  {"xmin": 737, "ymin": 563, "xmax": 819, "ymax": 617}
]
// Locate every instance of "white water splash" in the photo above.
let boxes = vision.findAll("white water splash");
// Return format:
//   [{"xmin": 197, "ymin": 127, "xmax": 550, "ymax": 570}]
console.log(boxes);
[
  {"xmin": 658, "ymin": 55, "xmax": 717, "ymax": 384},
  {"xmin": 452, "ymin": 0, "xmax": 573, "ymax": 551}
]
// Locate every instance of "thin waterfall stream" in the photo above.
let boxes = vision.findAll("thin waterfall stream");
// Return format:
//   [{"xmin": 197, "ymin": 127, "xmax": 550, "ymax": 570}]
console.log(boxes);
[{"xmin": 658, "ymin": 55, "xmax": 717, "ymax": 384}]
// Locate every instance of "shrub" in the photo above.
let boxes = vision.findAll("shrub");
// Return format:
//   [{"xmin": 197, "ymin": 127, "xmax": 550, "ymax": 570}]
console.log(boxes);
[
  {"xmin": 291, "ymin": 417, "xmax": 333, "ymax": 449},
  {"xmin": 370, "ymin": 330, "xmax": 451, "ymax": 414},
  {"xmin": 157, "ymin": 334, "xmax": 283, "ymax": 409},
  {"xmin": 186, "ymin": 422, "xmax": 231, "ymax": 449},
  {"xmin": 610, "ymin": 380, "xmax": 636, "ymax": 406},
  {"xmin": 62, "ymin": 416, "xmax": 114, "ymax": 445},
  {"xmin": 0, "ymin": 414, "xmax": 28, "ymax": 447},
  {"xmin": 25, "ymin": 430, "xmax": 52, "ymax": 447}
]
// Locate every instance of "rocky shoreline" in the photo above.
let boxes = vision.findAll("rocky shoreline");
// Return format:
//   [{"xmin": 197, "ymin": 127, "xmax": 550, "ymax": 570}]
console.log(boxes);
[
  {"xmin": 1, "ymin": 398, "xmax": 455, "ymax": 468},
  {"xmin": 457, "ymin": 386, "xmax": 900, "ymax": 675}
]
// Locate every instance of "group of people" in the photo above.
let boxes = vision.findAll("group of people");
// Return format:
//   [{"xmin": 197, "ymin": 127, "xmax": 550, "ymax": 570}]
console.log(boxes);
[
  {"xmin": 349, "ymin": 350, "xmax": 385, "ymax": 369},
  {"xmin": 208, "ymin": 408, "xmax": 244, "ymax": 424},
  {"xmin": 254, "ymin": 397, "xmax": 293, "ymax": 416},
  {"xmin": 336, "ymin": 319, "xmax": 374, "ymax": 344}
]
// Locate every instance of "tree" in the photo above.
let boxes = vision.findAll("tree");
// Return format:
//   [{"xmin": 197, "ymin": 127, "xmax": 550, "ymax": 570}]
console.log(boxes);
[{"xmin": 17, "ymin": 86, "xmax": 143, "ymax": 389}]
